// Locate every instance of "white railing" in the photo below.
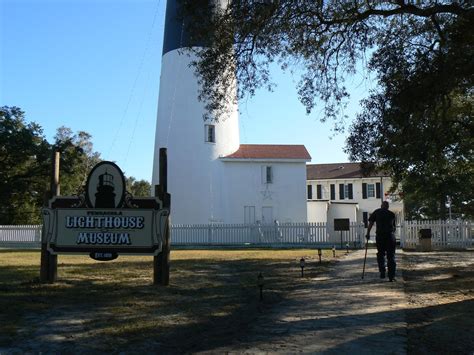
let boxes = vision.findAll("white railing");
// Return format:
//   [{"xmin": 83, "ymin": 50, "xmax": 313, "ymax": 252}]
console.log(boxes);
[
  {"xmin": 0, "ymin": 225, "xmax": 42, "ymax": 248},
  {"xmin": 400, "ymin": 220, "xmax": 473, "ymax": 249},
  {"xmin": 171, "ymin": 222, "xmax": 366, "ymax": 247},
  {"xmin": 1, "ymin": 220, "xmax": 472, "ymax": 249}
]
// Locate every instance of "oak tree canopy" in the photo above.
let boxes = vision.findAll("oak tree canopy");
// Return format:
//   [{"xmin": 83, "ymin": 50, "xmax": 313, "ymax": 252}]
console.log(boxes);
[{"xmin": 185, "ymin": 0, "xmax": 473, "ymax": 218}]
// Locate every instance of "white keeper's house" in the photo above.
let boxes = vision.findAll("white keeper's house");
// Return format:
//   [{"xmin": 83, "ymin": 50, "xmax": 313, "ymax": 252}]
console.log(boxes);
[
  {"xmin": 306, "ymin": 163, "xmax": 404, "ymax": 226},
  {"xmin": 220, "ymin": 144, "xmax": 311, "ymax": 225}
]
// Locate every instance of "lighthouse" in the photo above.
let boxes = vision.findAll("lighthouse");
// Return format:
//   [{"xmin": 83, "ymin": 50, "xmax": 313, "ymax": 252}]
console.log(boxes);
[{"xmin": 151, "ymin": 0, "xmax": 240, "ymax": 224}]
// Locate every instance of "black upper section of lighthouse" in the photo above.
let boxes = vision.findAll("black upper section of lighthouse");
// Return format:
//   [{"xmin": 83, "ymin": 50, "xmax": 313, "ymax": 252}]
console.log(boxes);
[{"xmin": 163, "ymin": 0, "xmax": 215, "ymax": 56}]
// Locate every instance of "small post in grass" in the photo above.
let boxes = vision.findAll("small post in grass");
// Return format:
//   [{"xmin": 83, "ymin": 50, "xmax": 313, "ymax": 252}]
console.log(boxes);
[
  {"xmin": 346, "ymin": 243, "xmax": 350, "ymax": 254},
  {"xmin": 332, "ymin": 245, "xmax": 336, "ymax": 258},
  {"xmin": 300, "ymin": 257, "xmax": 305, "ymax": 277},
  {"xmin": 317, "ymin": 248, "xmax": 322, "ymax": 264},
  {"xmin": 257, "ymin": 272, "xmax": 264, "ymax": 301}
]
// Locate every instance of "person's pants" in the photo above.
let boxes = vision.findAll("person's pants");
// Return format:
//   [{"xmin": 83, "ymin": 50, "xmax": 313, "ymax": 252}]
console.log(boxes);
[{"xmin": 376, "ymin": 234, "xmax": 396, "ymax": 279}]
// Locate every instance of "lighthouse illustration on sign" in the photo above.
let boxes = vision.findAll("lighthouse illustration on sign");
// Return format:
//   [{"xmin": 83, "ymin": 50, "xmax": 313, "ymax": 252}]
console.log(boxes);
[
  {"xmin": 95, "ymin": 170, "xmax": 116, "ymax": 208},
  {"xmin": 151, "ymin": 0, "xmax": 240, "ymax": 224},
  {"xmin": 86, "ymin": 161, "xmax": 126, "ymax": 209}
]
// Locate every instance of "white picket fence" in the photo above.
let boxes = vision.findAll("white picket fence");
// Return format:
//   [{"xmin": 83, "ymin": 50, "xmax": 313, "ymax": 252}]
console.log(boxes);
[
  {"xmin": 171, "ymin": 222, "xmax": 366, "ymax": 247},
  {"xmin": 0, "ymin": 220, "xmax": 472, "ymax": 249},
  {"xmin": 400, "ymin": 219, "xmax": 473, "ymax": 249},
  {"xmin": 0, "ymin": 225, "xmax": 42, "ymax": 248}
]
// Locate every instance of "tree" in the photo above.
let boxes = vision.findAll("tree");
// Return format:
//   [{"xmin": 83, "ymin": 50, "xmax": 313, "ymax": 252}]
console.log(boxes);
[
  {"xmin": 184, "ymin": 1, "xmax": 473, "ymax": 128},
  {"xmin": 184, "ymin": 1, "xmax": 473, "ymax": 219},
  {"xmin": 0, "ymin": 107, "xmax": 152, "ymax": 223},
  {"xmin": 54, "ymin": 127, "xmax": 101, "ymax": 196},
  {"xmin": 346, "ymin": 15, "xmax": 473, "ymax": 219},
  {"xmin": 0, "ymin": 106, "xmax": 50, "ymax": 224},
  {"xmin": 126, "ymin": 177, "xmax": 151, "ymax": 197}
]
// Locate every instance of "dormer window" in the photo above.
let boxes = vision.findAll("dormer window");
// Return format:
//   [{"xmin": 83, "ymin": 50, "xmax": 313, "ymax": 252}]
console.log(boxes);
[{"xmin": 205, "ymin": 124, "xmax": 215, "ymax": 143}]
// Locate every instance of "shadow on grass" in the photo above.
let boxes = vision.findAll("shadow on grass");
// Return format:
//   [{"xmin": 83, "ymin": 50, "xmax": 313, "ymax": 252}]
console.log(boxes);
[{"xmin": 0, "ymin": 255, "xmax": 333, "ymax": 353}]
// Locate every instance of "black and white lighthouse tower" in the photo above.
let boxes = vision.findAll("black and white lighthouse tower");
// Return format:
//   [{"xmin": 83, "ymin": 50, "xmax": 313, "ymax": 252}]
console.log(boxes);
[{"xmin": 151, "ymin": 0, "xmax": 240, "ymax": 224}]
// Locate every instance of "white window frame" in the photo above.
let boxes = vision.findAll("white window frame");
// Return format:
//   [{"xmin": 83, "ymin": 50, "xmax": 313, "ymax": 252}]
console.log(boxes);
[
  {"xmin": 367, "ymin": 183, "xmax": 375, "ymax": 198},
  {"xmin": 204, "ymin": 124, "xmax": 215, "ymax": 143},
  {"xmin": 344, "ymin": 184, "xmax": 349, "ymax": 199}
]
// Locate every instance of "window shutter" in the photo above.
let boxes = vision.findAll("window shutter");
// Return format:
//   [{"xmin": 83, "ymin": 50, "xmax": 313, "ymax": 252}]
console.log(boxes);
[
  {"xmin": 362, "ymin": 183, "xmax": 367, "ymax": 199},
  {"xmin": 363, "ymin": 212, "xmax": 368, "ymax": 228},
  {"xmin": 348, "ymin": 183, "xmax": 353, "ymax": 199},
  {"xmin": 339, "ymin": 184, "xmax": 345, "ymax": 200},
  {"xmin": 376, "ymin": 182, "xmax": 381, "ymax": 199},
  {"xmin": 330, "ymin": 184, "xmax": 335, "ymax": 200},
  {"xmin": 317, "ymin": 184, "xmax": 322, "ymax": 199},
  {"xmin": 307, "ymin": 185, "xmax": 312, "ymax": 200}
]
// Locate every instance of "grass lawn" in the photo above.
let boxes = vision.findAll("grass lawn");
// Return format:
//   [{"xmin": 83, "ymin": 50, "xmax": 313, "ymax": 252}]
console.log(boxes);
[{"xmin": 0, "ymin": 249, "xmax": 340, "ymax": 353}]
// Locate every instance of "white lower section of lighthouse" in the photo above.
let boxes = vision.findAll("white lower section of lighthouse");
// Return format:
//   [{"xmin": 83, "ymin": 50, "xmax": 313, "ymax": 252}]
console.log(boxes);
[{"xmin": 152, "ymin": 49, "xmax": 240, "ymax": 225}]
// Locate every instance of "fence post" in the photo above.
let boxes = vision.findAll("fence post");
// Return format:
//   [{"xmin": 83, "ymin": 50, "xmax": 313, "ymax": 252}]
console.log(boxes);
[
  {"xmin": 35, "ymin": 226, "xmax": 40, "ymax": 243},
  {"xmin": 470, "ymin": 220, "xmax": 473, "ymax": 248}
]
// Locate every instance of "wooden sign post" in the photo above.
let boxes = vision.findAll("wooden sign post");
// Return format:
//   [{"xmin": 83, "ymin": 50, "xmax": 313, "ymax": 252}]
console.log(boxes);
[
  {"xmin": 154, "ymin": 148, "xmax": 171, "ymax": 286},
  {"xmin": 334, "ymin": 218, "xmax": 350, "ymax": 249},
  {"xmin": 40, "ymin": 151, "xmax": 170, "ymax": 285},
  {"xmin": 40, "ymin": 150, "xmax": 60, "ymax": 283}
]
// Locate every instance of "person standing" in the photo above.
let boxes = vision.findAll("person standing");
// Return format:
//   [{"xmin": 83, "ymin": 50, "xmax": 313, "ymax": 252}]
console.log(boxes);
[{"xmin": 366, "ymin": 201, "xmax": 397, "ymax": 281}]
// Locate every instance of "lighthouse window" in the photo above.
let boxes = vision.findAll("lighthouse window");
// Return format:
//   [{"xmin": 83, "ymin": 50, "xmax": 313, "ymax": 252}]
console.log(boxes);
[{"xmin": 205, "ymin": 124, "xmax": 215, "ymax": 143}]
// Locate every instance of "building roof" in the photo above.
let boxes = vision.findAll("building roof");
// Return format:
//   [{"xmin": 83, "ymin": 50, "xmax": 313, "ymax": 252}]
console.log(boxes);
[
  {"xmin": 306, "ymin": 162, "xmax": 389, "ymax": 180},
  {"xmin": 223, "ymin": 144, "xmax": 311, "ymax": 160}
]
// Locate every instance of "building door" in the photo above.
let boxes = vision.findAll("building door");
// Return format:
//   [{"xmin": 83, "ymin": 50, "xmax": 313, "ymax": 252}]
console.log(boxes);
[
  {"xmin": 244, "ymin": 206, "xmax": 256, "ymax": 224},
  {"xmin": 262, "ymin": 207, "xmax": 273, "ymax": 224}
]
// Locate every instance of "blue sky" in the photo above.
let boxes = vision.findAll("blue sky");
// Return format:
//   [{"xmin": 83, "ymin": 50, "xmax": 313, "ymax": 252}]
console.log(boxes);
[{"xmin": 1, "ymin": 0, "xmax": 373, "ymax": 181}]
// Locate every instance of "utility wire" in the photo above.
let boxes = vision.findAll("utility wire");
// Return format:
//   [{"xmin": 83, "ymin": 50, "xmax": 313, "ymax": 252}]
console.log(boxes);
[{"xmin": 108, "ymin": 0, "xmax": 162, "ymax": 160}]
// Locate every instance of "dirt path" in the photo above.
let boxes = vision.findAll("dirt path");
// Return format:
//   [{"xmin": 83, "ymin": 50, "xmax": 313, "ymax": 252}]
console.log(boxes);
[
  {"xmin": 200, "ymin": 249, "xmax": 474, "ymax": 354},
  {"xmin": 202, "ymin": 249, "xmax": 408, "ymax": 354}
]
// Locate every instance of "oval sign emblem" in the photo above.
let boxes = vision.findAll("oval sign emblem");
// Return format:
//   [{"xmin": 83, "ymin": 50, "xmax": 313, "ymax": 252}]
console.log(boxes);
[
  {"xmin": 90, "ymin": 251, "xmax": 118, "ymax": 261},
  {"xmin": 85, "ymin": 161, "xmax": 126, "ymax": 208}
]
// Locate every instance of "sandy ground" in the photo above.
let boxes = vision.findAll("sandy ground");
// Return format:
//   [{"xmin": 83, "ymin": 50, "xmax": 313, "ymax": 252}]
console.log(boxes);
[
  {"xmin": 403, "ymin": 251, "xmax": 474, "ymax": 354},
  {"xmin": 197, "ymin": 249, "xmax": 474, "ymax": 354},
  {"xmin": 0, "ymin": 249, "xmax": 473, "ymax": 354}
]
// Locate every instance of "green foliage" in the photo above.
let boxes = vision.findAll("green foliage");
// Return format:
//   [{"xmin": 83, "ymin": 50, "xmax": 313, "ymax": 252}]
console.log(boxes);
[
  {"xmin": 185, "ymin": 1, "xmax": 472, "ymax": 129},
  {"xmin": 54, "ymin": 126, "xmax": 101, "ymax": 196},
  {"xmin": 0, "ymin": 107, "xmax": 50, "ymax": 224},
  {"xmin": 126, "ymin": 177, "xmax": 152, "ymax": 197},
  {"xmin": 0, "ymin": 106, "xmax": 150, "ymax": 224},
  {"xmin": 346, "ymin": 14, "xmax": 474, "ymax": 219},
  {"xmin": 184, "ymin": 1, "xmax": 472, "ymax": 219}
]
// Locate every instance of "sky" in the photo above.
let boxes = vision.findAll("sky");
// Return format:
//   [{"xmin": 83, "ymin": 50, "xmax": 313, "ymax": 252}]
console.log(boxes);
[{"xmin": 1, "ymin": 0, "xmax": 374, "ymax": 181}]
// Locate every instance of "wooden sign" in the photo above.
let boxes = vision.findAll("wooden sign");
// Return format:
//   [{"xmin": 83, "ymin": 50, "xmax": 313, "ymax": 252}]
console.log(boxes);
[
  {"xmin": 42, "ymin": 161, "xmax": 169, "ymax": 257},
  {"xmin": 334, "ymin": 218, "xmax": 350, "ymax": 231},
  {"xmin": 40, "ymin": 149, "xmax": 171, "ymax": 285}
]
